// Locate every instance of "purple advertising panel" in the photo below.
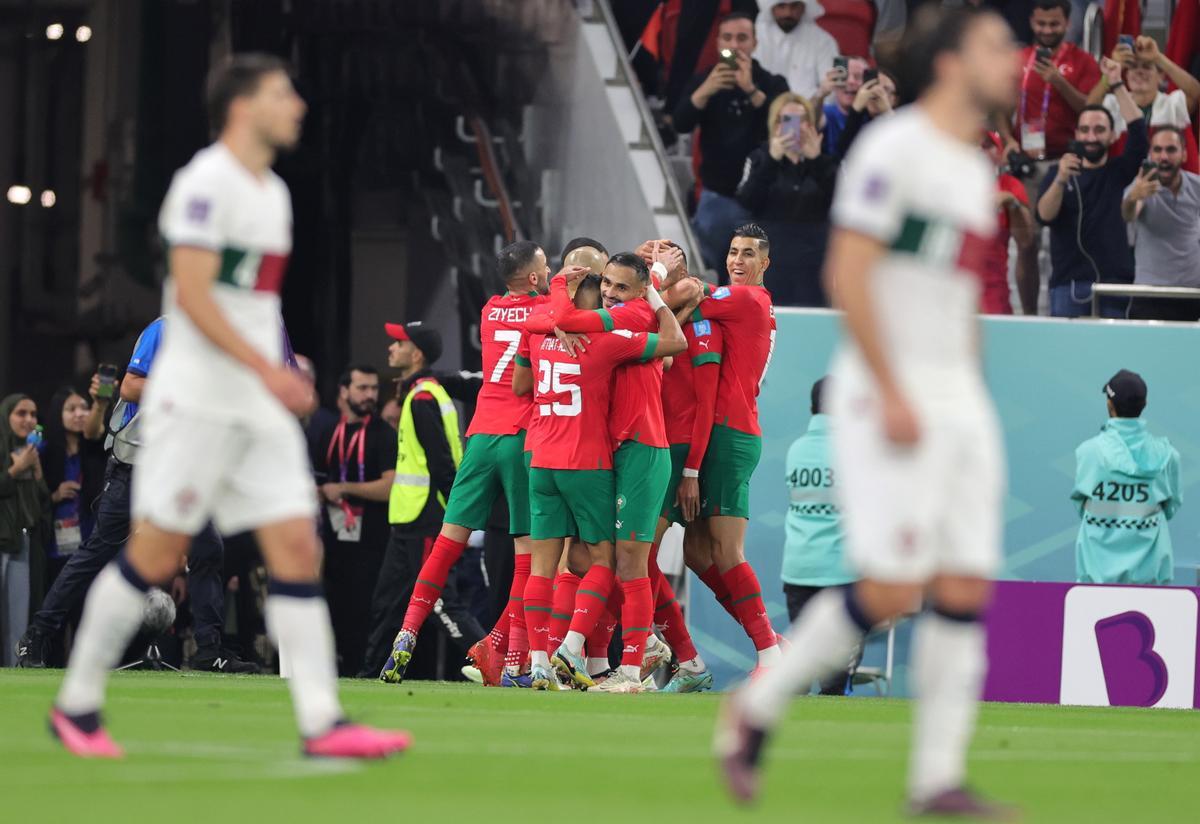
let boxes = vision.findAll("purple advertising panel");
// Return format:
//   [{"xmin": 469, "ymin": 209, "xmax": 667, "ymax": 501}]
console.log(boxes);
[{"xmin": 983, "ymin": 581, "xmax": 1200, "ymax": 709}]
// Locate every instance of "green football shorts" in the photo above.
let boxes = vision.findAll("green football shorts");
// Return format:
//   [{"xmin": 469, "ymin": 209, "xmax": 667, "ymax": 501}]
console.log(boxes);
[
  {"xmin": 660, "ymin": 443, "xmax": 690, "ymax": 525},
  {"xmin": 614, "ymin": 440, "xmax": 672, "ymax": 543},
  {"xmin": 699, "ymin": 424, "xmax": 762, "ymax": 519},
  {"xmin": 442, "ymin": 432, "xmax": 531, "ymax": 535},
  {"xmin": 529, "ymin": 466, "xmax": 615, "ymax": 545}
]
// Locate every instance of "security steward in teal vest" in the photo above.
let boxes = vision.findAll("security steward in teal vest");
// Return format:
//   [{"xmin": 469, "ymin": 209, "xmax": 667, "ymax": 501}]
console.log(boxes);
[{"xmin": 362, "ymin": 322, "xmax": 485, "ymax": 677}]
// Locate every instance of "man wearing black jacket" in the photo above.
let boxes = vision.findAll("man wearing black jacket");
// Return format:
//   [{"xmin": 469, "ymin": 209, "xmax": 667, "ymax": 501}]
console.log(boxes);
[
  {"xmin": 361, "ymin": 322, "xmax": 485, "ymax": 678},
  {"xmin": 673, "ymin": 11, "xmax": 789, "ymax": 277}
]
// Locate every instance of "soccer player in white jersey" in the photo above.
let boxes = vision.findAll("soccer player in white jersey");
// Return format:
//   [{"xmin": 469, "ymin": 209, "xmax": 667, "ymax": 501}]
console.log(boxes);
[
  {"xmin": 50, "ymin": 54, "xmax": 410, "ymax": 760},
  {"xmin": 716, "ymin": 7, "xmax": 1020, "ymax": 817}
]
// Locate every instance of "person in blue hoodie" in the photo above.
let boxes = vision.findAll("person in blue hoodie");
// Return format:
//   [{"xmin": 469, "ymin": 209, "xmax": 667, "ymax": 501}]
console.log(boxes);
[
  {"xmin": 1071, "ymin": 370, "xmax": 1181, "ymax": 585},
  {"xmin": 782, "ymin": 377, "xmax": 858, "ymax": 694}
]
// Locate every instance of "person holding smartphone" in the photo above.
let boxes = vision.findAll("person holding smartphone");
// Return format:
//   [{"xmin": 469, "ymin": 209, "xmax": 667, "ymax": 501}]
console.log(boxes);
[{"xmin": 735, "ymin": 93, "xmax": 838, "ymax": 306}]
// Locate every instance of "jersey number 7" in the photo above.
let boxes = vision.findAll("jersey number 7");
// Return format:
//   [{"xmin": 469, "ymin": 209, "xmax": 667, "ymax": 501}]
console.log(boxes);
[
  {"xmin": 489, "ymin": 330, "xmax": 522, "ymax": 383},
  {"xmin": 537, "ymin": 361, "xmax": 582, "ymax": 417}
]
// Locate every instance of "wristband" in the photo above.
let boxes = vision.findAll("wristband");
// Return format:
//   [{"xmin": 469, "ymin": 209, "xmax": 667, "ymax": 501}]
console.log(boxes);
[
  {"xmin": 650, "ymin": 261, "xmax": 669, "ymax": 282},
  {"xmin": 682, "ymin": 468, "xmax": 699, "ymax": 478},
  {"xmin": 1110, "ymin": 80, "xmax": 1125, "ymax": 91},
  {"xmin": 646, "ymin": 286, "xmax": 667, "ymax": 312}
]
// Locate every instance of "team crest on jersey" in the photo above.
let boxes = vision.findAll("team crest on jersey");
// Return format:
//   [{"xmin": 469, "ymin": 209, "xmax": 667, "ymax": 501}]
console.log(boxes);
[
  {"xmin": 693, "ymin": 320, "xmax": 712, "ymax": 336},
  {"xmin": 712, "ymin": 287, "xmax": 731, "ymax": 300},
  {"xmin": 616, "ymin": 494, "xmax": 626, "ymax": 511},
  {"xmin": 862, "ymin": 174, "xmax": 888, "ymax": 202}
]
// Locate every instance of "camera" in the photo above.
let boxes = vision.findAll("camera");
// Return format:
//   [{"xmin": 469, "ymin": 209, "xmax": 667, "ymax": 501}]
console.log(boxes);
[
  {"xmin": 1141, "ymin": 159, "xmax": 1159, "ymax": 178},
  {"xmin": 26, "ymin": 426, "xmax": 44, "ymax": 450},
  {"xmin": 1006, "ymin": 150, "xmax": 1036, "ymax": 179},
  {"xmin": 719, "ymin": 48, "xmax": 738, "ymax": 69},
  {"xmin": 97, "ymin": 362, "xmax": 119, "ymax": 400},
  {"xmin": 1066, "ymin": 140, "xmax": 1088, "ymax": 158},
  {"xmin": 1035, "ymin": 46, "xmax": 1053, "ymax": 63}
]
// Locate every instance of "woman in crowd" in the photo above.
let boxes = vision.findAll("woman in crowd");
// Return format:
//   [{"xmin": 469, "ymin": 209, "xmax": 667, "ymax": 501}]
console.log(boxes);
[
  {"xmin": 736, "ymin": 92, "xmax": 840, "ymax": 307},
  {"xmin": 0, "ymin": 394, "xmax": 51, "ymax": 666},
  {"xmin": 834, "ymin": 69, "xmax": 899, "ymax": 158},
  {"xmin": 39, "ymin": 387, "xmax": 108, "ymax": 618}
]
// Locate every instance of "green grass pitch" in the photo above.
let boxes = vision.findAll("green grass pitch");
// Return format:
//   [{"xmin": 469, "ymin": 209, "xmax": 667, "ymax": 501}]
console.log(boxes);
[{"xmin": 1, "ymin": 670, "xmax": 1197, "ymax": 823}]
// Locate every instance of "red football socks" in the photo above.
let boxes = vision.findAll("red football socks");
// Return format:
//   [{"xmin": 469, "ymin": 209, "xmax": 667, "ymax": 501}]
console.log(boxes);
[
  {"xmin": 699, "ymin": 563, "xmax": 740, "ymax": 623},
  {"xmin": 619, "ymin": 577, "xmax": 654, "ymax": 668},
  {"xmin": 522, "ymin": 574, "xmax": 554, "ymax": 655},
  {"xmin": 566, "ymin": 565, "xmax": 613, "ymax": 640},
  {"xmin": 505, "ymin": 555, "xmax": 532, "ymax": 669},
  {"xmin": 652, "ymin": 572, "xmax": 698, "ymax": 662},
  {"xmin": 486, "ymin": 609, "xmax": 510, "ymax": 654},
  {"xmin": 402, "ymin": 534, "xmax": 467, "ymax": 634},
  {"xmin": 547, "ymin": 571, "xmax": 581, "ymax": 653},
  {"xmin": 586, "ymin": 605, "xmax": 619, "ymax": 661},
  {"xmin": 722, "ymin": 562, "xmax": 777, "ymax": 651}
]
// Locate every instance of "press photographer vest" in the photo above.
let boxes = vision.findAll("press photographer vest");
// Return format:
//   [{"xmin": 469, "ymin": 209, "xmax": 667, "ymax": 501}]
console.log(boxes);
[{"xmin": 388, "ymin": 378, "xmax": 462, "ymax": 524}]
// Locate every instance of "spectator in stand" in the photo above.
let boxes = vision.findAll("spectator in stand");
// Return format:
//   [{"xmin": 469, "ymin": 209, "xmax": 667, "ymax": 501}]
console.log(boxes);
[
  {"xmin": 673, "ymin": 12, "xmax": 790, "ymax": 277},
  {"xmin": 1, "ymin": 394, "xmax": 51, "ymax": 666},
  {"xmin": 1122, "ymin": 128, "xmax": 1200, "ymax": 321},
  {"xmin": 1003, "ymin": 0, "xmax": 1100, "ymax": 164},
  {"xmin": 813, "ymin": 55, "xmax": 868, "ymax": 155},
  {"xmin": 982, "ymin": 133, "xmax": 1037, "ymax": 314},
  {"xmin": 380, "ymin": 397, "xmax": 401, "ymax": 430},
  {"xmin": 39, "ymin": 386, "xmax": 108, "ymax": 604},
  {"xmin": 311, "ymin": 365, "xmax": 396, "ymax": 676},
  {"xmin": 831, "ymin": 69, "xmax": 898, "ymax": 159},
  {"xmin": 755, "ymin": 1, "xmax": 839, "ymax": 98},
  {"xmin": 736, "ymin": 93, "xmax": 839, "ymax": 306},
  {"xmin": 1089, "ymin": 36, "xmax": 1200, "ymax": 173},
  {"xmin": 1072, "ymin": 370, "xmax": 1180, "ymax": 586},
  {"xmin": 1037, "ymin": 58, "xmax": 1148, "ymax": 318}
]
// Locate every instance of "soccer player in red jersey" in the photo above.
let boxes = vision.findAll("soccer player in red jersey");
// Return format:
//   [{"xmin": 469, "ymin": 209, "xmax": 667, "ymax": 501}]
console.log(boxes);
[
  {"xmin": 521, "ymin": 262, "xmax": 686, "ymax": 690},
  {"xmin": 379, "ymin": 240, "xmax": 549, "ymax": 685},
  {"xmin": 687, "ymin": 223, "xmax": 783, "ymax": 672}
]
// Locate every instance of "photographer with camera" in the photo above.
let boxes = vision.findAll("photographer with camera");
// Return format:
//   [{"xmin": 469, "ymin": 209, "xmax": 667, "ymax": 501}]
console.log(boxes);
[
  {"xmin": 674, "ymin": 12, "xmax": 789, "ymax": 278},
  {"xmin": 1036, "ymin": 57, "xmax": 1148, "ymax": 318},
  {"xmin": 1121, "ymin": 128, "xmax": 1200, "ymax": 320},
  {"xmin": 736, "ymin": 93, "xmax": 838, "ymax": 306}
]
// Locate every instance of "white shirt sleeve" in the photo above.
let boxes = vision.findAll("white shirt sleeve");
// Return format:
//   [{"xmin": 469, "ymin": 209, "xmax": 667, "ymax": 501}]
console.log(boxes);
[
  {"xmin": 1162, "ymin": 89, "xmax": 1191, "ymax": 127},
  {"xmin": 831, "ymin": 128, "xmax": 906, "ymax": 243},
  {"xmin": 1103, "ymin": 93, "xmax": 1127, "ymax": 136},
  {"xmin": 157, "ymin": 165, "xmax": 228, "ymax": 251}
]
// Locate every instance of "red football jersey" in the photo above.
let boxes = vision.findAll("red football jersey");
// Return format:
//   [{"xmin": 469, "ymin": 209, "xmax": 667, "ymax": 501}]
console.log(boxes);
[
  {"xmin": 599, "ymin": 300, "xmax": 668, "ymax": 448},
  {"xmin": 691, "ymin": 284, "xmax": 775, "ymax": 436},
  {"xmin": 529, "ymin": 329, "xmax": 660, "ymax": 470},
  {"xmin": 661, "ymin": 318, "xmax": 725, "ymax": 445},
  {"xmin": 468, "ymin": 292, "xmax": 548, "ymax": 437}
]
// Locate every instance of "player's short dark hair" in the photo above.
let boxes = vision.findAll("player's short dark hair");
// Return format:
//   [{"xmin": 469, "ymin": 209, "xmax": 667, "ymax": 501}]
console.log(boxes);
[
  {"xmin": 732, "ymin": 222, "xmax": 770, "ymax": 255},
  {"xmin": 607, "ymin": 251, "xmax": 651, "ymax": 284},
  {"xmin": 561, "ymin": 237, "xmax": 608, "ymax": 261},
  {"xmin": 718, "ymin": 11, "xmax": 756, "ymax": 29},
  {"xmin": 811, "ymin": 377, "xmax": 828, "ymax": 415},
  {"xmin": 1032, "ymin": 0, "xmax": 1071, "ymax": 17},
  {"xmin": 897, "ymin": 5, "xmax": 995, "ymax": 99},
  {"xmin": 206, "ymin": 53, "xmax": 291, "ymax": 135},
  {"xmin": 338, "ymin": 364, "xmax": 379, "ymax": 388},
  {"xmin": 1078, "ymin": 104, "xmax": 1115, "ymax": 130},
  {"xmin": 576, "ymin": 274, "xmax": 603, "ymax": 301},
  {"xmin": 497, "ymin": 240, "xmax": 543, "ymax": 284}
]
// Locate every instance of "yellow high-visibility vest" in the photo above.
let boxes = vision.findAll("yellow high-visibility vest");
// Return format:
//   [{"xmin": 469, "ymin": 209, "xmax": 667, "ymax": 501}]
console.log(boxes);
[{"xmin": 388, "ymin": 378, "xmax": 463, "ymax": 524}]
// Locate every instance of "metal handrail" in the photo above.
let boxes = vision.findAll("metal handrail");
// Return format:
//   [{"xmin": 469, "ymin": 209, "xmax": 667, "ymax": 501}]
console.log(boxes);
[
  {"xmin": 1083, "ymin": 1, "xmax": 1105, "ymax": 61},
  {"xmin": 592, "ymin": 0, "xmax": 707, "ymax": 274},
  {"xmin": 1091, "ymin": 283, "xmax": 1200, "ymax": 316}
]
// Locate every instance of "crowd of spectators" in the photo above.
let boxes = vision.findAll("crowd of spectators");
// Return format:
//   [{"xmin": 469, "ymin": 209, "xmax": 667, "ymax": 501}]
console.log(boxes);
[{"xmin": 637, "ymin": 0, "xmax": 1200, "ymax": 317}]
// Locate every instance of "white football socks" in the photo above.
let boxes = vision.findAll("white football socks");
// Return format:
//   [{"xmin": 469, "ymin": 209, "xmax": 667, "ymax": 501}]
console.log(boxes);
[
  {"xmin": 563, "ymin": 630, "xmax": 586, "ymax": 657},
  {"xmin": 56, "ymin": 563, "xmax": 148, "ymax": 716},
  {"xmin": 264, "ymin": 585, "xmax": 343, "ymax": 739},
  {"xmin": 587, "ymin": 657, "xmax": 610, "ymax": 676},
  {"xmin": 908, "ymin": 611, "xmax": 986, "ymax": 801},
  {"xmin": 739, "ymin": 587, "xmax": 866, "ymax": 729}
]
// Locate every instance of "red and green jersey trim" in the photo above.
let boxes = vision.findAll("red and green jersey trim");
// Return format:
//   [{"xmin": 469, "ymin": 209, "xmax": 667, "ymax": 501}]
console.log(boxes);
[
  {"xmin": 514, "ymin": 354, "xmax": 531, "ymax": 367},
  {"xmin": 216, "ymin": 246, "xmax": 289, "ymax": 293},
  {"xmin": 639, "ymin": 333, "xmax": 659, "ymax": 361},
  {"xmin": 890, "ymin": 214, "xmax": 990, "ymax": 278},
  {"xmin": 692, "ymin": 352, "xmax": 722, "ymax": 367}
]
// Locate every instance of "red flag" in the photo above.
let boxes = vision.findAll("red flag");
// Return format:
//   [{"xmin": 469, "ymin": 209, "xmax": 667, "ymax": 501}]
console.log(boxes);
[
  {"xmin": 1165, "ymin": 0, "xmax": 1199, "ymax": 72},
  {"xmin": 639, "ymin": 3, "xmax": 665, "ymax": 61},
  {"xmin": 1102, "ymin": 0, "xmax": 1141, "ymax": 58}
]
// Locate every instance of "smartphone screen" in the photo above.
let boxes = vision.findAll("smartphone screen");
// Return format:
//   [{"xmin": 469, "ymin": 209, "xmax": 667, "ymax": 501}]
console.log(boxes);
[
  {"xmin": 781, "ymin": 113, "xmax": 802, "ymax": 143},
  {"xmin": 97, "ymin": 363, "xmax": 118, "ymax": 400},
  {"xmin": 1118, "ymin": 35, "xmax": 1135, "ymax": 49}
]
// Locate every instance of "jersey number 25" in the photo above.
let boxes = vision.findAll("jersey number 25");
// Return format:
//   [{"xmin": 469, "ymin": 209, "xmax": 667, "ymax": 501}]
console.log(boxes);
[{"xmin": 537, "ymin": 362, "xmax": 582, "ymax": 417}]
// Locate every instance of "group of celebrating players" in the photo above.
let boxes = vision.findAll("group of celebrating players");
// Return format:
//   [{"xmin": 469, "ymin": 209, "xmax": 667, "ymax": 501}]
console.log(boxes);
[{"xmin": 379, "ymin": 227, "xmax": 781, "ymax": 693}]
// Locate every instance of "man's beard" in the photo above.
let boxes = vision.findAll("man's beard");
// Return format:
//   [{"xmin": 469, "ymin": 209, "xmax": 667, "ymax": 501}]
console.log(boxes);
[
  {"xmin": 348, "ymin": 399, "xmax": 377, "ymax": 418},
  {"xmin": 775, "ymin": 17, "xmax": 799, "ymax": 33},
  {"xmin": 1080, "ymin": 142, "xmax": 1107, "ymax": 162},
  {"xmin": 1036, "ymin": 31, "xmax": 1064, "ymax": 49}
]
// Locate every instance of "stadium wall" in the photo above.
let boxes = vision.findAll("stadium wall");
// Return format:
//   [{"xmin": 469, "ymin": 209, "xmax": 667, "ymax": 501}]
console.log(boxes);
[{"xmin": 689, "ymin": 309, "xmax": 1200, "ymax": 694}]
